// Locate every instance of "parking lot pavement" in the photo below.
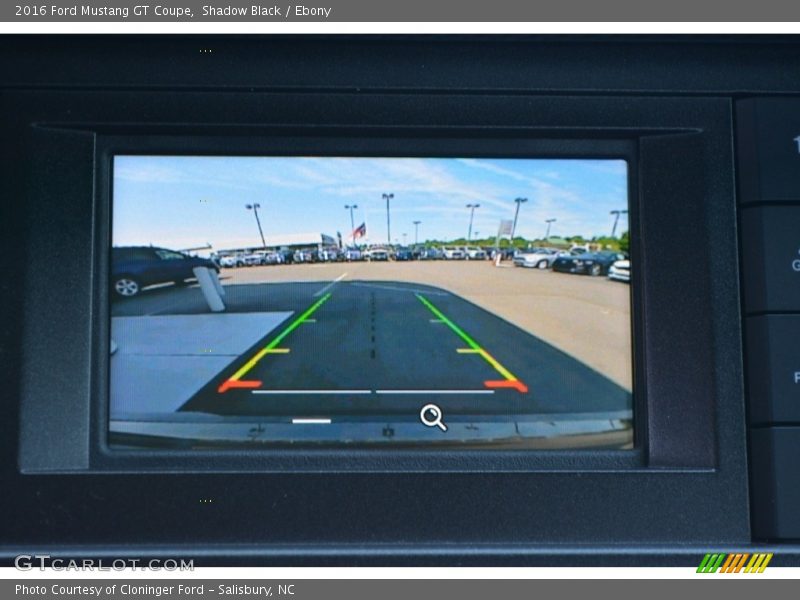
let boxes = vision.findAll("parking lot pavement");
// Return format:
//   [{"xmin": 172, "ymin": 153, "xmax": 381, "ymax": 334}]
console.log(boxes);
[
  {"xmin": 111, "ymin": 261, "xmax": 632, "ymax": 423},
  {"xmin": 216, "ymin": 260, "xmax": 632, "ymax": 390},
  {"xmin": 180, "ymin": 280, "xmax": 631, "ymax": 419},
  {"xmin": 110, "ymin": 312, "xmax": 292, "ymax": 418}
]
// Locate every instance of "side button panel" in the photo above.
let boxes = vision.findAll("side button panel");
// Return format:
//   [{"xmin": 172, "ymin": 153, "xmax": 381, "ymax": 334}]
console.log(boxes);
[
  {"xmin": 750, "ymin": 428, "xmax": 800, "ymax": 540},
  {"xmin": 737, "ymin": 98, "xmax": 800, "ymax": 205},
  {"xmin": 738, "ymin": 99, "xmax": 800, "ymax": 541},
  {"xmin": 741, "ymin": 206, "xmax": 800, "ymax": 313},
  {"xmin": 747, "ymin": 316, "xmax": 800, "ymax": 425}
]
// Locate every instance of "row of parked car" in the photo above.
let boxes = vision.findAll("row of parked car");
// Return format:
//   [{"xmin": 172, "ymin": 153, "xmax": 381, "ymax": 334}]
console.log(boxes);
[
  {"xmin": 213, "ymin": 245, "xmax": 630, "ymax": 282},
  {"xmin": 217, "ymin": 249, "xmax": 290, "ymax": 267},
  {"xmin": 512, "ymin": 247, "xmax": 630, "ymax": 282},
  {"xmin": 215, "ymin": 247, "xmax": 375, "ymax": 266},
  {"xmin": 111, "ymin": 243, "xmax": 631, "ymax": 300},
  {"xmin": 213, "ymin": 244, "xmax": 498, "ymax": 267}
]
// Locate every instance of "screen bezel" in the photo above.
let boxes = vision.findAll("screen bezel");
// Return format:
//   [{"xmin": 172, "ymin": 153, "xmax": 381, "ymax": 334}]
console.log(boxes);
[
  {"xmin": 17, "ymin": 91, "xmax": 740, "ymax": 476},
  {"xmin": 12, "ymin": 88, "xmax": 750, "ymax": 551},
  {"xmin": 97, "ymin": 133, "xmax": 642, "ymax": 470}
]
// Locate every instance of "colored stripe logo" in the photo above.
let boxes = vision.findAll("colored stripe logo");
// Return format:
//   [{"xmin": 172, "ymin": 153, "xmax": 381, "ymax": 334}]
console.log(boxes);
[{"xmin": 697, "ymin": 553, "xmax": 773, "ymax": 573}]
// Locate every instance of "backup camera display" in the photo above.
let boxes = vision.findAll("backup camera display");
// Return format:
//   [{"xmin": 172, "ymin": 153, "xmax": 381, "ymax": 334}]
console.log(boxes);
[{"xmin": 110, "ymin": 156, "xmax": 632, "ymax": 448}]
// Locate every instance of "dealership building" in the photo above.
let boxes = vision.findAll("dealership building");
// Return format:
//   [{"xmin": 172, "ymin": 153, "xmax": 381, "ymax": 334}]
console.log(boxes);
[{"xmin": 208, "ymin": 233, "xmax": 338, "ymax": 257}]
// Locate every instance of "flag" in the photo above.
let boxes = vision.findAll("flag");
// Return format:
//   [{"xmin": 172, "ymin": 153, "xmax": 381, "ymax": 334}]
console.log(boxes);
[{"xmin": 352, "ymin": 222, "xmax": 367, "ymax": 239}]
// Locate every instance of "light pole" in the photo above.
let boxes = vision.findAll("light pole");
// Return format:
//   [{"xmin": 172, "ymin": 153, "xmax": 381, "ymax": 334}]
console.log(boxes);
[
  {"xmin": 345, "ymin": 204, "xmax": 358, "ymax": 236},
  {"xmin": 466, "ymin": 203, "xmax": 480, "ymax": 241},
  {"xmin": 413, "ymin": 220, "xmax": 421, "ymax": 245},
  {"xmin": 545, "ymin": 218, "xmax": 556, "ymax": 240},
  {"xmin": 383, "ymin": 193, "xmax": 394, "ymax": 245},
  {"xmin": 610, "ymin": 209, "xmax": 628, "ymax": 238},
  {"xmin": 245, "ymin": 203, "xmax": 266, "ymax": 248},
  {"xmin": 511, "ymin": 197, "xmax": 528, "ymax": 241}
]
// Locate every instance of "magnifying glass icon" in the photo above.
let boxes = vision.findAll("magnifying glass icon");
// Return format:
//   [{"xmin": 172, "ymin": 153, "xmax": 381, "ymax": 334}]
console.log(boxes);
[{"xmin": 420, "ymin": 403, "xmax": 447, "ymax": 432}]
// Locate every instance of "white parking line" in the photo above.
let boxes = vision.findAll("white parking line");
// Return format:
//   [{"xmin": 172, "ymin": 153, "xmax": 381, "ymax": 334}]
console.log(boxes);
[
  {"xmin": 313, "ymin": 272, "xmax": 347, "ymax": 297},
  {"xmin": 253, "ymin": 390, "xmax": 371, "ymax": 395},
  {"xmin": 375, "ymin": 390, "xmax": 495, "ymax": 395},
  {"xmin": 292, "ymin": 418, "xmax": 332, "ymax": 424},
  {"xmin": 254, "ymin": 389, "xmax": 494, "ymax": 395}
]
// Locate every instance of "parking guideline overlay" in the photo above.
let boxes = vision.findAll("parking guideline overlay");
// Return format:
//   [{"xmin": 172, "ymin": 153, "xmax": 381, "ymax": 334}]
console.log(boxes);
[
  {"xmin": 415, "ymin": 293, "xmax": 528, "ymax": 394},
  {"xmin": 217, "ymin": 292, "xmax": 332, "ymax": 393}
]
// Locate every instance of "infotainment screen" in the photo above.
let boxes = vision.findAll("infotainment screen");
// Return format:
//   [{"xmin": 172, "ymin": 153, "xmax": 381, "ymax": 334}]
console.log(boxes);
[{"xmin": 109, "ymin": 156, "xmax": 632, "ymax": 449}]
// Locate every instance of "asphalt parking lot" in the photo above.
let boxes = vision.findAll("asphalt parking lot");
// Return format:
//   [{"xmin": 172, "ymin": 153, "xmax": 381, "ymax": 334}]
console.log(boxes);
[
  {"xmin": 216, "ymin": 260, "xmax": 632, "ymax": 390},
  {"xmin": 112, "ymin": 260, "xmax": 632, "ymax": 422}
]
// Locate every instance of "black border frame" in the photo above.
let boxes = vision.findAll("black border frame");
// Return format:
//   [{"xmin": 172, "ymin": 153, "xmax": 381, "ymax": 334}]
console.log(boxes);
[
  {"xmin": 7, "ymin": 84, "xmax": 750, "ymax": 553},
  {"xmin": 96, "ymin": 134, "xmax": 640, "ymax": 470}
]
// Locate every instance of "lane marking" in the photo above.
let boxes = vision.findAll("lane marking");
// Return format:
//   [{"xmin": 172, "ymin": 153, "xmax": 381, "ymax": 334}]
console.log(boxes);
[
  {"xmin": 456, "ymin": 348, "xmax": 480, "ymax": 354},
  {"xmin": 415, "ymin": 293, "xmax": 529, "ymax": 394},
  {"xmin": 313, "ymin": 272, "xmax": 347, "ymax": 297},
  {"xmin": 292, "ymin": 418, "xmax": 332, "ymax": 424},
  {"xmin": 253, "ymin": 390, "xmax": 371, "ymax": 395},
  {"xmin": 375, "ymin": 390, "xmax": 495, "ymax": 395},
  {"xmin": 218, "ymin": 293, "xmax": 332, "ymax": 393}
]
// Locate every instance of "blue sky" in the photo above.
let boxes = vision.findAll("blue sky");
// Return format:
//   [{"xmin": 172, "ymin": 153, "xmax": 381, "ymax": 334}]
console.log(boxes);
[{"xmin": 113, "ymin": 156, "xmax": 629, "ymax": 250}]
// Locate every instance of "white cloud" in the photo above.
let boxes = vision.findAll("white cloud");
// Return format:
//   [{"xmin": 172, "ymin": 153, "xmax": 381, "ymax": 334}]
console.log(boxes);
[{"xmin": 114, "ymin": 163, "xmax": 182, "ymax": 183}]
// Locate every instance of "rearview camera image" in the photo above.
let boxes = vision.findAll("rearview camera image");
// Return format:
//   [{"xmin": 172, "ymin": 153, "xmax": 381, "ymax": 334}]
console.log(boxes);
[{"xmin": 110, "ymin": 155, "xmax": 632, "ymax": 449}]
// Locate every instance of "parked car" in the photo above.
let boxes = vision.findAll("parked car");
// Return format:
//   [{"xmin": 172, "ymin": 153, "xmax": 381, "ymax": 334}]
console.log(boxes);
[
  {"xmin": 219, "ymin": 254, "xmax": 245, "ymax": 268},
  {"xmin": 394, "ymin": 247, "xmax": 414, "ymax": 261},
  {"xmin": 513, "ymin": 248, "xmax": 559, "ymax": 269},
  {"xmin": 111, "ymin": 246, "xmax": 218, "ymax": 298},
  {"xmin": 242, "ymin": 250, "xmax": 273, "ymax": 266},
  {"xmin": 318, "ymin": 248, "xmax": 340, "ymax": 262},
  {"xmin": 552, "ymin": 251, "xmax": 627, "ymax": 276},
  {"xmin": 608, "ymin": 259, "xmax": 631, "ymax": 283},
  {"xmin": 463, "ymin": 246, "xmax": 487, "ymax": 260},
  {"xmin": 261, "ymin": 251, "xmax": 282, "ymax": 265},
  {"xmin": 419, "ymin": 247, "xmax": 444, "ymax": 260},
  {"xmin": 365, "ymin": 248, "xmax": 389, "ymax": 261},
  {"xmin": 442, "ymin": 246, "xmax": 465, "ymax": 260},
  {"xmin": 293, "ymin": 249, "xmax": 316, "ymax": 263},
  {"xmin": 343, "ymin": 247, "xmax": 363, "ymax": 261}
]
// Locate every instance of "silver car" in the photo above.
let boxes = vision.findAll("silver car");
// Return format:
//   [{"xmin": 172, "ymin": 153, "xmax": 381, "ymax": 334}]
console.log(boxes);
[
  {"xmin": 442, "ymin": 246, "xmax": 465, "ymax": 260},
  {"xmin": 513, "ymin": 248, "xmax": 559, "ymax": 269}
]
